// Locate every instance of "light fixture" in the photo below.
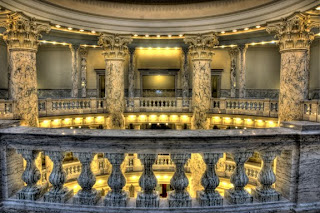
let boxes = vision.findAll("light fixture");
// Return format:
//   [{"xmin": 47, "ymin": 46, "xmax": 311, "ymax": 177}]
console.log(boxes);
[
  {"xmin": 79, "ymin": 29, "xmax": 84, "ymax": 32},
  {"xmin": 261, "ymin": 41, "xmax": 265, "ymax": 45},
  {"xmin": 93, "ymin": 45, "xmax": 97, "ymax": 48},
  {"xmin": 148, "ymin": 47, "xmax": 152, "ymax": 50},
  {"xmin": 157, "ymin": 35, "xmax": 161, "ymax": 38},
  {"xmin": 251, "ymin": 42, "xmax": 256, "ymax": 45},
  {"xmin": 232, "ymin": 29, "xmax": 237, "ymax": 32},
  {"xmin": 244, "ymin": 27, "xmax": 249, "ymax": 31},
  {"xmin": 221, "ymin": 31, "xmax": 225, "ymax": 34},
  {"xmin": 42, "ymin": 40, "xmax": 47, "ymax": 43},
  {"xmin": 179, "ymin": 34, "xmax": 183, "ymax": 37},
  {"xmin": 62, "ymin": 42, "xmax": 67, "ymax": 45},
  {"xmin": 134, "ymin": 34, "xmax": 138, "ymax": 37},
  {"xmin": 168, "ymin": 34, "xmax": 172, "ymax": 38},
  {"xmin": 91, "ymin": 30, "xmax": 96, "ymax": 34},
  {"xmin": 316, "ymin": 6, "xmax": 320, "ymax": 10},
  {"xmin": 55, "ymin": 25, "xmax": 61, "ymax": 28},
  {"xmin": 145, "ymin": 34, "xmax": 149, "ymax": 37},
  {"xmin": 174, "ymin": 47, "xmax": 179, "ymax": 50},
  {"xmin": 52, "ymin": 41, "xmax": 57, "ymax": 45},
  {"xmin": 256, "ymin": 25, "xmax": 261, "ymax": 28},
  {"xmin": 221, "ymin": 45, "xmax": 225, "ymax": 48},
  {"xmin": 67, "ymin": 27, "xmax": 73, "ymax": 30},
  {"xmin": 140, "ymin": 47, "xmax": 143, "ymax": 50}
]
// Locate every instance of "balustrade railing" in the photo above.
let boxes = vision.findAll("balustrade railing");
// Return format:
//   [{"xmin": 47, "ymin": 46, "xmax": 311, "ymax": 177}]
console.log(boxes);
[
  {"xmin": 0, "ymin": 99, "xmax": 14, "ymax": 119},
  {"xmin": 302, "ymin": 100, "xmax": 320, "ymax": 122}
]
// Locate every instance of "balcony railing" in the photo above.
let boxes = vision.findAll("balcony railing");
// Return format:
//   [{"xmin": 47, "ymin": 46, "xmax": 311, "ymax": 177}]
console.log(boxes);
[
  {"xmin": 0, "ymin": 99, "xmax": 14, "ymax": 119},
  {"xmin": 0, "ymin": 122, "xmax": 319, "ymax": 212}
]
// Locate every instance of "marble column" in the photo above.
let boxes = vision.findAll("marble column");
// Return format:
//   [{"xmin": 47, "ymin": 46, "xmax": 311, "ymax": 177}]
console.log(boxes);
[
  {"xmin": 44, "ymin": 151, "xmax": 73, "ymax": 203},
  {"xmin": 225, "ymin": 151, "xmax": 253, "ymax": 204},
  {"xmin": 98, "ymin": 34, "xmax": 132, "ymax": 129},
  {"xmin": 267, "ymin": 12, "xmax": 318, "ymax": 122},
  {"xmin": 228, "ymin": 47, "xmax": 238, "ymax": 98},
  {"xmin": 181, "ymin": 48, "xmax": 190, "ymax": 107},
  {"xmin": 168, "ymin": 153, "xmax": 191, "ymax": 207},
  {"xmin": 238, "ymin": 45, "xmax": 248, "ymax": 98},
  {"xmin": 0, "ymin": 12, "xmax": 50, "ymax": 127},
  {"xmin": 70, "ymin": 44, "xmax": 80, "ymax": 98},
  {"xmin": 128, "ymin": 48, "xmax": 136, "ymax": 107},
  {"xmin": 79, "ymin": 47, "xmax": 88, "ymax": 98},
  {"xmin": 184, "ymin": 33, "xmax": 219, "ymax": 129},
  {"xmin": 104, "ymin": 153, "xmax": 128, "ymax": 207}
]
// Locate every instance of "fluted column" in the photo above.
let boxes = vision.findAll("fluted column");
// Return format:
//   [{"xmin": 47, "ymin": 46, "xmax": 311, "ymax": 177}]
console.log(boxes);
[
  {"xmin": 79, "ymin": 47, "xmax": 88, "ymax": 98},
  {"xmin": 0, "ymin": 12, "xmax": 50, "ymax": 127},
  {"xmin": 252, "ymin": 151, "xmax": 281, "ymax": 202},
  {"xmin": 168, "ymin": 153, "xmax": 191, "ymax": 207},
  {"xmin": 225, "ymin": 151, "xmax": 253, "ymax": 204},
  {"xmin": 128, "ymin": 48, "xmax": 136, "ymax": 107},
  {"xmin": 44, "ymin": 151, "xmax": 73, "ymax": 203},
  {"xmin": 238, "ymin": 45, "xmax": 248, "ymax": 98},
  {"xmin": 16, "ymin": 150, "xmax": 44, "ymax": 200},
  {"xmin": 73, "ymin": 152, "xmax": 101, "ymax": 205},
  {"xmin": 98, "ymin": 34, "xmax": 132, "ymax": 129},
  {"xmin": 184, "ymin": 33, "xmax": 219, "ymax": 129},
  {"xmin": 197, "ymin": 153, "xmax": 223, "ymax": 206},
  {"xmin": 104, "ymin": 153, "xmax": 128, "ymax": 207},
  {"xmin": 70, "ymin": 44, "xmax": 80, "ymax": 98},
  {"xmin": 228, "ymin": 48, "xmax": 238, "ymax": 98},
  {"xmin": 136, "ymin": 154, "xmax": 159, "ymax": 207},
  {"xmin": 181, "ymin": 47, "xmax": 190, "ymax": 107},
  {"xmin": 267, "ymin": 12, "xmax": 319, "ymax": 122}
]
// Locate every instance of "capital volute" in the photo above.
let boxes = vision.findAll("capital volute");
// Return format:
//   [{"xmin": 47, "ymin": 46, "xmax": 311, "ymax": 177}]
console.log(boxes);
[
  {"xmin": 228, "ymin": 47, "xmax": 239, "ymax": 59},
  {"xmin": 267, "ymin": 12, "xmax": 319, "ymax": 52},
  {"xmin": 0, "ymin": 12, "xmax": 51, "ymax": 51},
  {"xmin": 184, "ymin": 33, "xmax": 219, "ymax": 60},
  {"xmin": 98, "ymin": 33, "xmax": 132, "ymax": 60}
]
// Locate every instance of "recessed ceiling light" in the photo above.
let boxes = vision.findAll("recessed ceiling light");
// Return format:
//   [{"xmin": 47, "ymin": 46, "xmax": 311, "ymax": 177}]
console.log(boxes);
[
  {"xmin": 221, "ymin": 31, "xmax": 225, "ymax": 34},
  {"xmin": 145, "ymin": 34, "xmax": 149, "ymax": 37},
  {"xmin": 168, "ymin": 34, "xmax": 172, "ymax": 37},
  {"xmin": 251, "ymin": 42, "xmax": 256, "ymax": 45},
  {"xmin": 244, "ymin": 27, "xmax": 249, "ymax": 31},
  {"xmin": 55, "ymin": 25, "xmax": 61, "ymax": 28},
  {"xmin": 52, "ymin": 42, "xmax": 57, "ymax": 45},
  {"xmin": 179, "ymin": 34, "xmax": 183, "ymax": 37},
  {"xmin": 79, "ymin": 29, "xmax": 84, "ymax": 32},
  {"xmin": 62, "ymin": 42, "xmax": 67, "ymax": 45},
  {"xmin": 316, "ymin": 6, "xmax": 320, "ymax": 10},
  {"xmin": 256, "ymin": 25, "xmax": 261, "ymax": 28},
  {"xmin": 221, "ymin": 45, "xmax": 225, "ymax": 48},
  {"xmin": 67, "ymin": 27, "xmax": 73, "ymax": 30},
  {"xmin": 148, "ymin": 47, "xmax": 152, "ymax": 50},
  {"xmin": 91, "ymin": 31, "xmax": 96, "ymax": 34},
  {"xmin": 134, "ymin": 34, "xmax": 138, "ymax": 37},
  {"xmin": 157, "ymin": 35, "xmax": 161, "ymax": 38},
  {"xmin": 232, "ymin": 29, "xmax": 237, "ymax": 32}
]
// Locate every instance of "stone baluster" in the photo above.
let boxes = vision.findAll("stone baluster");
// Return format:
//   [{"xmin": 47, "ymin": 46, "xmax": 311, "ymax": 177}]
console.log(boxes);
[
  {"xmin": 252, "ymin": 151, "xmax": 281, "ymax": 202},
  {"xmin": 79, "ymin": 47, "xmax": 88, "ymax": 98},
  {"xmin": 168, "ymin": 153, "xmax": 191, "ymax": 207},
  {"xmin": 228, "ymin": 47, "xmax": 238, "ymax": 98},
  {"xmin": 70, "ymin": 44, "xmax": 80, "ymax": 98},
  {"xmin": 16, "ymin": 150, "xmax": 44, "ymax": 200},
  {"xmin": 104, "ymin": 153, "xmax": 128, "ymax": 207},
  {"xmin": 267, "ymin": 12, "xmax": 319, "ymax": 122},
  {"xmin": 197, "ymin": 153, "xmax": 223, "ymax": 206},
  {"xmin": 44, "ymin": 151, "xmax": 73, "ymax": 203},
  {"xmin": 225, "ymin": 151, "xmax": 253, "ymax": 204},
  {"xmin": 98, "ymin": 33, "xmax": 132, "ymax": 129},
  {"xmin": 0, "ymin": 12, "xmax": 50, "ymax": 127},
  {"xmin": 73, "ymin": 152, "xmax": 101, "ymax": 205},
  {"xmin": 136, "ymin": 154, "xmax": 159, "ymax": 207},
  {"xmin": 238, "ymin": 44, "xmax": 248, "ymax": 98},
  {"xmin": 184, "ymin": 33, "xmax": 219, "ymax": 129},
  {"xmin": 181, "ymin": 47, "xmax": 190, "ymax": 107}
]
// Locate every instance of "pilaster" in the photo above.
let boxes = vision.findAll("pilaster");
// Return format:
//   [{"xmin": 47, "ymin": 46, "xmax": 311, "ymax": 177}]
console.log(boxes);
[
  {"xmin": 228, "ymin": 47, "xmax": 238, "ymax": 98},
  {"xmin": 128, "ymin": 48, "xmax": 136, "ymax": 107},
  {"xmin": 70, "ymin": 44, "xmax": 80, "ymax": 98},
  {"xmin": 238, "ymin": 45, "xmax": 248, "ymax": 99},
  {"xmin": 181, "ymin": 47, "xmax": 190, "ymax": 107},
  {"xmin": 79, "ymin": 47, "xmax": 88, "ymax": 98}
]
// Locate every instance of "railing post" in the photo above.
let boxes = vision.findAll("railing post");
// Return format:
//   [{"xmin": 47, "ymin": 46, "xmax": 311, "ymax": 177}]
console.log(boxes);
[
  {"xmin": 263, "ymin": 99, "xmax": 271, "ymax": 117},
  {"xmin": 168, "ymin": 153, "xmax": 191, "ymax": 207},
  {"xmin": 219, "ymin": 98, "xmax": 226, "ymax": 113},
  {"xmin": 73, "ymin": 152, "xmax": 101, "ymax": 205},
  {"xmin": 104, "ymin": 153, "xmax": 128, "ymax": 207},
  {"xmin": 252, "ymin": 151, "xmax": 281, "ymax": 202},
  {"xmin": 136, "ymin": 154, "xmax": 159, "ymax": 207},
  {"xmin": 16, "ymin": 150, "xmax": 45, "ymax": 200},
  {"xmin": 90, "ymin": 97, "xmax": 97, "ymax": 113},
  {"xmin": 197, "ymin": 153, "xmax": 223, "ymax": 206},
  {"xmin": 225, "ymin": 151, "xmax": 253, "ymax": 204},
  {"xmin": 44, "ymin": 151, "xmax": 73, "ymax": 203},
  {"xmin": 310, "ymin": 100, "xmax": 318, "ymax": 122},
  {"xmin": 46, "ymin": 98, "xmax": 53, "ymax": 116},
  {"xmin": 134, "ymin": 97, "xmax": 140, "ymax": 112}
]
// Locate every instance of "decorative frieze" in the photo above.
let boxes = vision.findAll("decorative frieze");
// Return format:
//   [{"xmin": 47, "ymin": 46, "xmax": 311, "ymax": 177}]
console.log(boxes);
[
  {"xmin": 228, "ymin": 47, "xmax": 238, "ymax": 98},
  {"xmin": 79, "ymin": 47, "xmax": 88, "ymax": 98}
]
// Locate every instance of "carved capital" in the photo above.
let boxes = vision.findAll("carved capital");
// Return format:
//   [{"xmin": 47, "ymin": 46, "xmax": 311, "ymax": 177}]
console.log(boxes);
[
  {"xmin": 79, "ymin": 47, "xmax": 88, "ymax": 58},
  {"xmin": 1, "ymin": 12, "xmax": 50, "ymax": 51},
  {"xmin": 98, "ymin": 33, "xmax": 132, "ymax": 60},
  {"xmin": 267, "ymin": 12, "xmax": 319, "ymax": 52},
  {"xmin": 184, "ymin": 33, "xmax": 218, "ymax": 60},
  {"xmin": 228, "ymin": 47, "xmax": 239, "ymax": 59}
]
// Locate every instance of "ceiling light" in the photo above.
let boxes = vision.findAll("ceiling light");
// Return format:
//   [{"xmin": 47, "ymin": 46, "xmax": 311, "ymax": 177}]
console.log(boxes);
[
  {"xmin": 55, "ymin": 25, "xmax": 61, "ymax": 28},
  {"xmin": 316, "ymin": 6, "xmax": 320, "ymax": 10},
  {"xmin": 79, "ymin": 29, "xmax": 84, "ymax": 32},
  {"xmin": 221, "ymin": 31, "xmax": 225, "ymax": 34},
  {"xmin": 52, "ymin": 42, "xmax": 57, "ymax": 45},
  {"xmin": 261, "ymin": 41, "xmax": 265, "ymax": 45},
  {"xmin": 179, "ymin": 34, "xmax": 183, "ymax": 37},
  {"xmin": 93, "ymin": 45, "xmax": 97, "ymax": 48},
  {"xmin": 221, "ymin": 45, "xmax": 225, "ymax": 48},
  {"xmin": 256, "ymin": 25, "xmax": 261, "ymax": 28},
  {"xmin": 251, "ymin": 42, "xmax": 256, "ymax": 45},
  {"xmin": 134, "ymin": 34, "xmax": 138, "ymax": 37},
  {"xmin": 67, "ymin": 27, "xmax": 73, "ymax": 30},
  {"xmin": 148, "ymin": 47, "xmax": 152, "ymax": 50},
  {"xmin": 91, "ymin": 30, "xmax": 96, "ymax": 34},
  {"xmin": 140, "ymin": 47, "xmax": 143, "ymax": 50},
  {"xmin": 232, "ymin": 29, "xmax": 237, "ymax": 32},
  {"xmin": 168, "ymin": 34, "xmax": 172, "ymax": 38},
  {"xmin": 145, "ymin": 34, "xmax": 149, "ymax": 37},
  {"xmin": 41, "ymin": 40, "xmax": 47, "ymax": 43},
  {"xmin": 244, "ymin": 27, "xmax": 249, "ymax": 31},
  {"xmin": 157, "ymin": 35, "xmax": 161, "ymax": 38},
  {"xmin": 62, "ymin": 42, "xmax": 67, "ymax": 45}
]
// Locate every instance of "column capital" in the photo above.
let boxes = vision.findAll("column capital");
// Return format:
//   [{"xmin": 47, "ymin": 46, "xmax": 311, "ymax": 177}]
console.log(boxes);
[
  {"xmin": 267, "ymin": 12, "xmax": 319, "ymax": 52},
  {"xmin": 79, "ymin": 46, "xmax": 88, "ymax": 58},
  {"xmin": 228, "ymin": 47, "xmax": 239, "ymax": 59},
  {"xmin": 98, "ymin": 33, "xmax": 132, "ymax": 60},
  {"xmin": 0, "ymin": 12, "xmax": 50, "ymax": 51},
  {"xmin": 184, "ymin": 33, "xmax": 219, "ymax": 60}
]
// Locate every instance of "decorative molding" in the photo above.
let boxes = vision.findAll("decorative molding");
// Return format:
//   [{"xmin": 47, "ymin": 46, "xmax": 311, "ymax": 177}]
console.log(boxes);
[{"xmin": 98, "ymin": 33, "xmax": 132, "ymax": 60}]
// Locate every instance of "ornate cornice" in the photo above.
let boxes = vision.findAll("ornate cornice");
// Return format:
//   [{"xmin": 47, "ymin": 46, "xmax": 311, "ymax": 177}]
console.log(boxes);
[
  {"xmin": 98, "ymin": 33, "xmax": 132, "ymax": 60},
  {"xmin": 266, "ymin": 12, "xmax": 319, "ymax": 52},
  {"xmin": 184, "ymin": 33, "xmax": 219, "ymax": 60},
  {"xmin": 0, "ymin": 12, "xmax": 50, "ymax": 51}
]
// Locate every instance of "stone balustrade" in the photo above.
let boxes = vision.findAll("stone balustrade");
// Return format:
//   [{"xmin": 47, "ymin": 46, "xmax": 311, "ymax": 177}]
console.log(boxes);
[
  {"xmin": 302, "ymin": 100, "xmax": 320, "ymax": 122},
  {"xmin": 1, "ymin": 121, "xmax": 320, "ymax": 212},
  {"xmin": 0, "ymin": 99, "xmax": 14, "ymax": 119}
]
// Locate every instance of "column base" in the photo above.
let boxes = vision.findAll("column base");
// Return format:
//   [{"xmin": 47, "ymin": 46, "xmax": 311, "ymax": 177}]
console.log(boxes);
[
  {"xmin": 104, "ymin": 191, "xmax": 128, "ymax": 207},
  {"xmin": 168, "ymin": 192, "xmax": 192, "ymax": 207},
  {"xmin": 73, "ymin": 189, "xmax": 101, "ymax": 205},
  {"xmin": 224, "ymin": 188, "xmax": 253, "ymax": 204},
  {"xmin": 16, "ymin": 185, "xmax": 46, "ymax": 201},
  {"xmin": 136, "ymin": 192, "xmax": 159, "ymax": 207},
  {"xmin": 44, "ymin": 188, "xmax": 73, "ymax": 203},
  {"xmin": 252, "ymin": 188, "xmax": 281, "ymax": 202},
  {"xmin": 197, "ymin": 191, "xmax": 223, "ymax": 206}
]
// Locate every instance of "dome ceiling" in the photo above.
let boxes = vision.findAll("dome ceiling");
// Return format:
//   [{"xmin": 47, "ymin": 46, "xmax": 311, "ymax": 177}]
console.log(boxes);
[{"xmin": 96, "ymin": 0, "xmax": 230, "ymax": 5}]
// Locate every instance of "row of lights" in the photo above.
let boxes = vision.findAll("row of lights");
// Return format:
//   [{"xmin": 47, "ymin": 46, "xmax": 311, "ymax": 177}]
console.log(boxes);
[
  {"xmin": 220, "ymin": 25, "xmax": 262, "ymax": 34},
  {"xmin": 54, "ymin": 24, "xmax": 96, "ymax": 35},
  {"xmin": 135, "ymin": 34, "xmax": 183, "ymax": 38}
]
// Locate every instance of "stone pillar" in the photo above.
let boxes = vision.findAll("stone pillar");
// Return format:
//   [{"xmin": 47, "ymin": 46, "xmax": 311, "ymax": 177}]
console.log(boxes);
[
  {"xmin": 44, "ymin": 151, "xmax": 73, "ymax": 203},
  {"xmin": 267, "ymin": 13, "xmax": 318, "ymax": 122},
  {"xmin": 136, "ymin": 154, "xmax": 159, "ymax": 207},
  {"xmin": 98, "ymin": 34, "xmax": 132, "ymax": 129},
  {"xmin": 79, "ymin": 47, "xmax": 88, "ymax": 98},
  {"xmin": 168, "ymin": 153, "xmax": 192, "ymax": 207},
  {"xmin": 104, "ymin": 153, "xmax": 128, "ymax": 207},
  {"xmin": 73, "ymin": 152, "xmax": 101, "ymax": 205},
  {"xmin": 238, "ymin": 45, "xmax": 248, "ymax": 98},
  {"xmin": 228, "ymin": 47, "xmax": 238, "ymax": 98},
  {"xmin": 225, "ymin": 151, "xmax": 253, "ymax": 204},
  {"xmin": 128, "ymin": 48, "xmax": 136, "ymax": 107},
  {"xmin": 184, "ymin": 33, "xmax": 219, "ymax": 129},
  {"xmin": 181, "ymin": 47, "xmax": 190, "ymax": 106},
  {"xmin": 0, "ymin": 12, "xmax": 50, "ymax": 127},
  {"xmin": 70, "ymin": 44, "xmax": 80, "ymax": 98},
  {"xmin": 16, "ymin": 149, "xmax": 44, "ymax": 200},
  {"xmin": 197, "ymin": 153, "xmax": 223, "ymax": 206},
  {"xmin": 252, "ymin": 151, "xmax": 281, "ymax": 202}
]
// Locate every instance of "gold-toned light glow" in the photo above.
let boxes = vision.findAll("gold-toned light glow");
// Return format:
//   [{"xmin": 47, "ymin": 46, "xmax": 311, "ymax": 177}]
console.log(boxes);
[
  {"xmin": 55, "ymin": 25, "xmax": 61, "ymax": 28},
  {"xmin": 221, "ymin": 31, "xmax": 225, "ymax": 34},
  {"xmin": 149, "ymin": 115, "xmax": 158, "ymax": 122},
  {"xmin": 170, "ymin": 115, "xmax": 178, "ymax": 122},
  {"xmin": 145, "ymin": 34, "xmax": 149, "ymax": 37},
  {"xmin": 91, "ymin": 30, "xmax": 96, "ymax": 34},
  {"xmin": 256, "ymin": 25, "xmax": 261, "ymax": 28},
  {"xmin": 168, "ymin": 34, "xmax": 172, "ymax": 38},
  {"xmin": 157, "ymin": 35, "xmax": 161, "ymax": 38},
  {"xmin": 128, "ymin": 115, "xmax": 137, "ymax": 122},
  {"xmin": 79, "ymin": 29, "xmax": 84, "ymax": 32},
  {"xmin": 138, "ymin": 115, "xmax": 147, "ymax": 122},
  {"xmin": 85, "ymin": 117, "xmax": 94, "ymax": 124},
  {"xmin": 232, "ymin": 29, "xmax": 237, "ymax": 32},
  {"xmin": 316, "ymin": 6, "xmax": 320, "ymax": 10},
  {"xmin": 159, "ymin": 114, "xmax": 168, "ymax": 122},
  {"xmin": 134, "ymin": 34, "xmax": 138, "ymax": 37},
  {"xmin": 179, "ymin": 34, "xmax": 183, "ymax": 37},
  {"xmin": 244, "ymin": 27, "xmax": 249, "ymax": 31},
  {"xmin": 67, "ymin": 27, "xmax": 73, "ymax": 30},
  {"xmin": 181, "ymin": 115, "xmax": 189, "ymax": 123}
]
